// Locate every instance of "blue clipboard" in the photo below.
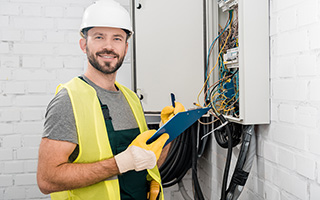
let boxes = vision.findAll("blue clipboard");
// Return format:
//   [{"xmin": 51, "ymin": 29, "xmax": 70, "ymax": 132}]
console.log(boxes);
[{"xmin": 147, "ymin": 107, "xmax": 211, "ymax": 147}]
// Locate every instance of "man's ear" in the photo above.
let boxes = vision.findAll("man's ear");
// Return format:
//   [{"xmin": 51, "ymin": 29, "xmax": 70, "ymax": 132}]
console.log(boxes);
[
  {"xmin": 125, "ymin": 42, "xmax": 128, "ymax": 55},
  {"xmin": 79, "ymin": 38, "xmax": 87, "ymax": 53}
]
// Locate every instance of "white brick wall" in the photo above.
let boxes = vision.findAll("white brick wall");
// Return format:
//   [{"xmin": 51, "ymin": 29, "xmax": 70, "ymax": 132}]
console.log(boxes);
[
  {"xmin": 197, "ymin": 0, "xmax": 320, "ymax": 200},
  {"xmin": 0, "ymin": 0, "xmax": 100, "ymax": 199},
  {"xmin": 0, "ymin": 0, "xmax": 137, "ymax": 199}
]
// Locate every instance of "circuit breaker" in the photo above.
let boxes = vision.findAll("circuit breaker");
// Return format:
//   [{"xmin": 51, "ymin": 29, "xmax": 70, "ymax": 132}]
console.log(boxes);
[{"xmin": 205, "ymin": 0, "xmax": 269, "ymax": 124}]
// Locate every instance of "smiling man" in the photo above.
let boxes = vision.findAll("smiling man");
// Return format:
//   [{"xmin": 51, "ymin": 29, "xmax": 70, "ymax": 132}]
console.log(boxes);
[
  {"xmin": 83, "ymin": 27, "xmax": 128, "ymax": 76},
  {"xmin": 36, "ymin": 1, "xmax": 169, "ymax": 200},
  {"xmin": 80, "ymin": 26, "xmax": 129, "ymax": 91}
]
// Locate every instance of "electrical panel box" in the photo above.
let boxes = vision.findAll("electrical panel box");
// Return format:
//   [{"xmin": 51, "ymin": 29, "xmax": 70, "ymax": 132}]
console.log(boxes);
[
  {"xmin": 133, "ymin": 0, "xmax": 205, "ymax": 113},
  {"xmin": 207, "ymin": 0, "xmax": 269, "ymax": 124},
  {"xmin": 132, "ymin": 0, "xmax": 269, "ymax": 124}
]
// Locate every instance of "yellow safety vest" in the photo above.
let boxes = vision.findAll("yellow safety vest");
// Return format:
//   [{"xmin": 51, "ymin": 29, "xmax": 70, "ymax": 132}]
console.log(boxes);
[{"xmin": 50, "ymin": 77, "xmax": 164, "ymax": 200}]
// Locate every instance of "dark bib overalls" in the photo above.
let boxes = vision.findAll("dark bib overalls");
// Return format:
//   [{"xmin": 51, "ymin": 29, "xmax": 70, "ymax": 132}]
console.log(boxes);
[
  {"xmin": 78, "ymin": 76, "xmax": 148, "ymax": 199},
  {"xmin": 100, "ymin": 94, "xmax": 148, "ymax": 200}
]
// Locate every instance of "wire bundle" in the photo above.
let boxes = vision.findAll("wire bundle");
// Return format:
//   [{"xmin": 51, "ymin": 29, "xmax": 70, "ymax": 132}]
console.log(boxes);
[
  {"xmin": 160, "ymin": 118, "xmax": 211, "ymax": 200},
  {"xmin": 219, "ymin": 6, "xmax": 238, "ymax": 51},
  {"xmin": 197, "ymin": 8, "xmax": 239, "ymax": 120},
  {"xmin": 160, "ymin": 127, "xmax": 192, "ymax": 188},
  {"xmin": 215, "ymin": 6, "xmax": 239, "ymax": 117}
]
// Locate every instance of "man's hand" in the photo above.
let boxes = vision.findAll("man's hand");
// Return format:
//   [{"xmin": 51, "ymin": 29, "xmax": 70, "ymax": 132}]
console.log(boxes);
[
  {"xmin": 114, "ymin": 130, "xmax": 169, "ymax": 174},
  {"xmin": 160, "ymin": 102, "xmax": 185, "ymax": 124}
]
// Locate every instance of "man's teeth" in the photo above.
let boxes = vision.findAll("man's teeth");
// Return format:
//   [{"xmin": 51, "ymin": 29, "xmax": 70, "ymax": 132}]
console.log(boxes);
[{"xmin": 101, "ymin": 55, "xmax": 115, "ymax": 58}]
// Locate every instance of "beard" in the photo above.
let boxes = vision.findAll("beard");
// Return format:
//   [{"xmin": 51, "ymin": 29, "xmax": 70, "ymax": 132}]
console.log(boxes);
[{"xmin": 86, "ymin": 46, "xmax": 125, "ymax": 74}]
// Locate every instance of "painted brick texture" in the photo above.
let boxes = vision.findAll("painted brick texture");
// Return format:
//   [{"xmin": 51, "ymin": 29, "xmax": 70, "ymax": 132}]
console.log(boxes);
[
  {"xmin": 0, "ymin": 0, "xmax": 98, "ymax": 199},
  {"xmin": 0, "ymin": 0, "xmax": 140, "ymax": 199}
]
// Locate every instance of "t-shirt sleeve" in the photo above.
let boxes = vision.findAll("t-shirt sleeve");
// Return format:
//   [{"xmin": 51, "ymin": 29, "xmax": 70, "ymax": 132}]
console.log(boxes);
[{"xmin": 43, "ymin": 88, "xmax": 78, "ymax": 144}]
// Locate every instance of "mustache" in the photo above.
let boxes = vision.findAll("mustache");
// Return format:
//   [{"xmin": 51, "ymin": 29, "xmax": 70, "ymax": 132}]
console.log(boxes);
[{"xmin": 96, "ymin": 49, "xmax": 119, "ymax": 57}]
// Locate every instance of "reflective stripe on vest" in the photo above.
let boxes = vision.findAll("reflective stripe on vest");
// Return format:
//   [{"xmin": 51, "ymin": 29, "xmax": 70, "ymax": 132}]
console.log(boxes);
[{"xmin": 50, "ymin": 77, "xmax": 164, "ymax": 200}]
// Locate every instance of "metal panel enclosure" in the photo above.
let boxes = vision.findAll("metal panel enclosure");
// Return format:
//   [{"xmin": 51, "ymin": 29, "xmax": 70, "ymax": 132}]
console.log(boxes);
[
  {"xmin": 238, "ymin": 0, "xmax": 269, "ymax": 124},
  {"xmin": 210, "ymin": 0, "xmax": 269, "ymax": 124},
  {"xmin": 134, "ymin": 0, "xmax": 205, "ymax": 112}
]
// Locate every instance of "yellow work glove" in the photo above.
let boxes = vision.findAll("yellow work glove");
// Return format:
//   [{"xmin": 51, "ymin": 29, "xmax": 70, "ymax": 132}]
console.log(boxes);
[
  {"xmin": 114, "ymin": 130, "xmax": 169, "ymax": 174},
  {"xmin": 160, "ymin": 102, "xmax": 186, "ymax": 124},
  {"xmin": 148, "ymin": 180, "xmax": 160, "ymax": 200}
]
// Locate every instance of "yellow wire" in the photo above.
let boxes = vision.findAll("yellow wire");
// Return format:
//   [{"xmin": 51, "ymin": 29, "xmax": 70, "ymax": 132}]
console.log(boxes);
[
  {"xmin": 224, "ymin": 107, "xmax": 235, "ymax": 112},
  {"xmin": 220, "ymin": 94, "xmax": 234, "ymax": 111},
  {"xmin": 197, "ymin": 12, "xmax": 234, "ymax": 108},
  {"xmin": 198, "ymin": 117, "xmax": 219, "ymax": 125},
  {"xmin": 223, "ymin": 91, "xmax": 239, "ymax": 111},
  {"xmin": 220, "ymin": 89, "xmax": 239, "ymax": 113},
  {"xmin": 210, "ymin": 92, "xmax": 220, "ymax": 114}
]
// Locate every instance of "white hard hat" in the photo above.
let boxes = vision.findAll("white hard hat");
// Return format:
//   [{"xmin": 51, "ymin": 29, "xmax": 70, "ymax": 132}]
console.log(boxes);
[{"xmin": 80, "ymin": 0, "xmax": 133, "ymax": 37}]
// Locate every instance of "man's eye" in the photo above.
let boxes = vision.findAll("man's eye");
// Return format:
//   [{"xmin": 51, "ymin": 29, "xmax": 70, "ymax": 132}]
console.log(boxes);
[
  {"xmin": 95, "ymin": 36, "xmax": 103, "ymax": 39},
  {"xmin": 114, "ymin": 38, "xmax": 122, "ymax": 41}
]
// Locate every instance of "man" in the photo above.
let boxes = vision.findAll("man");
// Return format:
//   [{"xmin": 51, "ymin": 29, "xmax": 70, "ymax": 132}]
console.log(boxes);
[{"xmin": 37, "ymin": 1, "xmax": 174, "ymax": 199}]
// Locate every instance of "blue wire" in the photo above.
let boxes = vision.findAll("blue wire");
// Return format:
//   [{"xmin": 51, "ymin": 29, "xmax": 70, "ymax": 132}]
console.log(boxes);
[{"xmin": 205, "ymin": 11, "xmax": 233, "ymax": 102}]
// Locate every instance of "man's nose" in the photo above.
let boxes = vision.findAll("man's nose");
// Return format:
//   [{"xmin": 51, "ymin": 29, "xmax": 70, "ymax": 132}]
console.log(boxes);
[{"xmin": 102, "ymin": 39, "xmax": 114, "ymax": 51}]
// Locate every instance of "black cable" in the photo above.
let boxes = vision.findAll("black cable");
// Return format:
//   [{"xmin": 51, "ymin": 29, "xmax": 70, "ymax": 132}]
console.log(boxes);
[
  {"xmin": 160, "ymin": 121, "xmax": 207, "ymax": 194},
  {"xmin": 217, "ymin": 115, "xmax": 233, "ymax": 200},
  {"xmin": 160, "ymin": 120, "xmax": 211, "ymax": 199},
  {"xmin": 226, "ymin": 125, "xmax": 256, "ymax": 200},
  {"xmin": 160, "ymin": 127, "xmax": 193, "ymax": 187},
  {"xmin": 197, "ymin": 116, "xmax": 211, "ymax": 157},
  {"xmin": 214, "ymin": 120, "xmax": 241, "ymax": 149},
  {"xmin": 162, "ymin": 162, "xmax": 191, "ymax": 187},
  {"xmin": 162, "ymin": 132, "xmax": 191, "ymax": 183},
  {"xmin": 191, "ymin": 124, "xmax": 205, "ymax": 200},
  {"xmin": 159, "ymin": 139, "xmax": 179, "ymax": 177},
  {"xmin": 160, "ymin": 139, "xmax": 183, "ymax": 182}
]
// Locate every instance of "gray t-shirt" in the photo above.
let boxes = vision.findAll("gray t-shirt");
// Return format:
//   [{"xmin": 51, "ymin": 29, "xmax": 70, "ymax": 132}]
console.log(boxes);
[{"xmin": 43, "ymin": 75, "xmax": 139, "ymax": 145}]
